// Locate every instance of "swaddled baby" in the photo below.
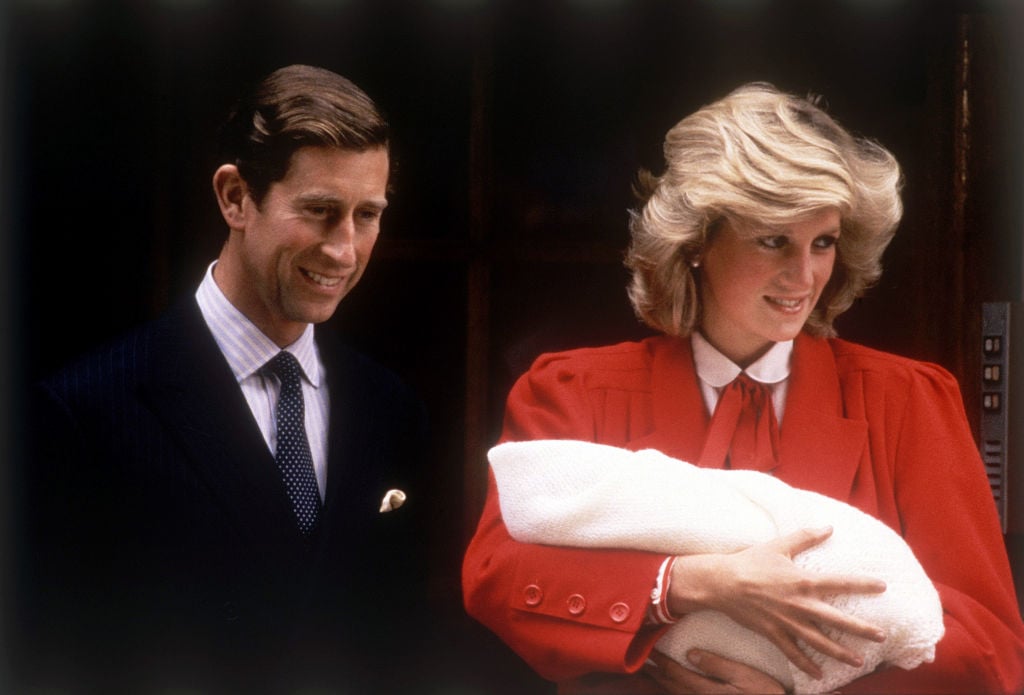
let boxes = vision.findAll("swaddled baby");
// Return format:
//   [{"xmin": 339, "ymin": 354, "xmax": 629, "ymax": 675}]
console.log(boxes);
[{"xmin": 489, "ymin": 439, "xmax": 944, "ymax": 694}]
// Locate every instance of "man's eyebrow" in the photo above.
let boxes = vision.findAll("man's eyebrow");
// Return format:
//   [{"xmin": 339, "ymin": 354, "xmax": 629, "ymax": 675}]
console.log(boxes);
[
  {"xmin": 296, "ymin": 193, "xmax": 341, "ymax": 206},
  {"xmin": 295, "ymin": 193, "xmax": 389, "ymax": 209}
]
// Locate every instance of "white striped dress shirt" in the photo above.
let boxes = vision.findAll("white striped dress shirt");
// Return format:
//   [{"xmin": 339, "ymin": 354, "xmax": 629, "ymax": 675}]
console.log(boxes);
[{"xmin": 195, "ymin": 262, "xmax": 329, "ymax": 499}]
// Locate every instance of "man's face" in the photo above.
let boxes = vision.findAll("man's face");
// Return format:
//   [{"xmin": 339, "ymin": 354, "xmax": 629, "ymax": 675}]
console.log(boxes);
[{"xmin": 220, "ymin": 145, "xmax": 389, "ymax": 346}]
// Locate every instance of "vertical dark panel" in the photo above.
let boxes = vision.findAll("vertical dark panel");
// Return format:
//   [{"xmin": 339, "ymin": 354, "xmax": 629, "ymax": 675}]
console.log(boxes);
[
  {"xmin": 464, "ymin": 15, "xmax": 494, "ymax": 537},
  {"xmin": 956, "ymin": 14, "xmax": 978, "ymax": 426}
]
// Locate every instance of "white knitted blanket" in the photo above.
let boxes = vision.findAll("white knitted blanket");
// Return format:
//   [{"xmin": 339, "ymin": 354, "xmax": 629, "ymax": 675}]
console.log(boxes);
[{"xmin": 489, "ymin": 439, "xmax": 944, "ymax": 694}]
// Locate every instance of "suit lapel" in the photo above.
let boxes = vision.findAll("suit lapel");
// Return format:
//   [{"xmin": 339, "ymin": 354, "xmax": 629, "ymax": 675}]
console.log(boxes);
[
  {"xmin": 317, "ymin": 339, "xmax": 384, "ymax": 543},
  {"xmin": 775, "ymin": 334, "xmax": 867, "ymax": 501},
  {"xmin": 139, "ymin": 299, "xmax": 301, "ymax": 548},
  {"xmin": 626, "ymin": 336, "xmax": 711, "ymax": 463}
]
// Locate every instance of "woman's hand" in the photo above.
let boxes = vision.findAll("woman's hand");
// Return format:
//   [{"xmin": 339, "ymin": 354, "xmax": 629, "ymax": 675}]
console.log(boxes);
[
  {"xmin": 643, "ymin": 649, "xmax": 786, "ymax": 694},
  {"xmin": 667, "ymin": 526, "xmax": 887, "ymax": 680}
]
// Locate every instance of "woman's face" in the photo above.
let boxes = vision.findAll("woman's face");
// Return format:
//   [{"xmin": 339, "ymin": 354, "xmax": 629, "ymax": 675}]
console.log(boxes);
[{"xmin": 698, "ymin": 208, "xmax": 840, "ymax": 367}]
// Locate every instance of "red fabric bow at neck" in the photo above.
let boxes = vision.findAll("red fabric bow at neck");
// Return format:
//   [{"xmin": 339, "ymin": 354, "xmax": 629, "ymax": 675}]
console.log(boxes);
[{"xmin": 698, "ymin": 373, "xmax": 780, "ymax": 472}]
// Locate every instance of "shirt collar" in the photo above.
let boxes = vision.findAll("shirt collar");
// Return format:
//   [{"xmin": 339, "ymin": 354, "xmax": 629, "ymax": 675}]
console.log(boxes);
[
  {"xmin": 691, "ymin": 331, "xmax": 792, "ymax": 388},
  {"xmin": 195, "ymin": 262, "xmax": 322, "ymax": 388}
]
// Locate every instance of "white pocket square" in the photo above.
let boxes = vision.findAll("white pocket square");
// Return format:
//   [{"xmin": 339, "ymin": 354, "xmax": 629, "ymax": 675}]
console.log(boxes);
[{"xmin": 379, "ymin": 489, "xmax": 407, "ymax": 513}]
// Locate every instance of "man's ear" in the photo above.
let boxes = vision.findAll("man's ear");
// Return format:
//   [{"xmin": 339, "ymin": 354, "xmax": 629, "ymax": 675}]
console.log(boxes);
[{"xmin": 212, "ymin": 164, "xmax": 250, "ymax": 231}]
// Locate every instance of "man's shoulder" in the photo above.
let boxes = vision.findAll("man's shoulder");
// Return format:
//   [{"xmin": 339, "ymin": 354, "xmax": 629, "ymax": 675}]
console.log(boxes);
[
  {"xmin": 41, "ymin": 321, "xmax": 152, "ymax": 389},
  {"xmin": 38, "ymin": 298, "xmax": 205, "ymax": 398}
]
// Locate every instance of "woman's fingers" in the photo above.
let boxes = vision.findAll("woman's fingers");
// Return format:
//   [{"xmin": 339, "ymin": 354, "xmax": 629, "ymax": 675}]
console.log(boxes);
[
  {"xmin": 775, "ymin": 613, "xmax": 863, "ymax": 672},
  {"xmin": 761, "ymin": 597, "xmax": 889, "ymax": 675},
  {"xmin": 762, "ymin": 527, "xmax": 888, "ymax": 641},
  {"xmin": 736, "ymin": 529, "xmax": 889, "ymax": 676},
  {"xmin": 669, "ymin": 526, "xmax": 891, "ymax": 679},
  {"xmin": 797, "ymin": 596, "xmax": 888, "ymax": 643},
  {"xmin": 772, "ymin": 527, "xmax": 888, "ymax": 596},
  {"xmin": 643, "ymin": 649, "xmax": 787, "ymax": 694},
  {"xmin": 811, "ymin": 573, "xmax": 888, "ymax": 597},
  {"xmin": 687, "ymin": 649, "xmax": 787, "ymax": 694},
  {"xmin": 761, "ymin": 624, "xmax": 824, "ymax": 679},
  {"xmin": 643, "ymin": 651, "xmax": 717, "ymax": 694},
  {"xmin": 772, "ymin": 525, "xmax": 835, "ymax": 557}
]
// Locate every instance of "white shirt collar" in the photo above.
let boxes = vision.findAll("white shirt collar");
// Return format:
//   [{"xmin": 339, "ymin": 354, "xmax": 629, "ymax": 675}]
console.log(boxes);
[
  {"xmin": 195, "ymin": 262, "xmax": 322, "ymax": 387},
  {"xmin": 691, "ymin": 332, "xmax": 792, "ymax": 388}
]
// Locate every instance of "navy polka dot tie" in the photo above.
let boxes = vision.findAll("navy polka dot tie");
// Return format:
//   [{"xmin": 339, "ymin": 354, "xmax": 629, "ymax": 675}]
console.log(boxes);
[{"xmin": 265, "ymin": 351, "xmax": 322, "ymax": 535}]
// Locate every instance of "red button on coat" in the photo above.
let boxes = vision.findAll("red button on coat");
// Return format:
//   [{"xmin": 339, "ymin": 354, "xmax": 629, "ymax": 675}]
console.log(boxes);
[
  {"xmin": 567, "ymin": 594, "xmax": 586, "ymax": 615},
  {"xmin": 523, "ymin": 584, "xmax": 543, "ymax": 607},
  {"xmin": 609, "ymin": 602, "xmax": 630, "ymax": 623}
]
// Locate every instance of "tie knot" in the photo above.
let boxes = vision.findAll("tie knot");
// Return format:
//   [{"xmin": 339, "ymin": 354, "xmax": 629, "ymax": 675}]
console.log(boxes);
[
  {"xmin": 265, "ymin": 351, "xmax": 303, "ymax": 385},
  {"xmin": 734, "ymin": 372, "xmax": 765, "ymax": 392}
]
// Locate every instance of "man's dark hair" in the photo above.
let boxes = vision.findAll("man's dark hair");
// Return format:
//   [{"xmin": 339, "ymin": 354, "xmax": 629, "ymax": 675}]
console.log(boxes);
[{"xmin": 219, "ymin": 64, "xmax": 389, "ymax": 204}]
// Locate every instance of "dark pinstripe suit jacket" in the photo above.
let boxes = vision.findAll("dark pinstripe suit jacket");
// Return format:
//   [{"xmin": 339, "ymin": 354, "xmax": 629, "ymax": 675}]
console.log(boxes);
[{"xmin": 17, "ymin": 297, "xmax": 431, "ymax": 693}]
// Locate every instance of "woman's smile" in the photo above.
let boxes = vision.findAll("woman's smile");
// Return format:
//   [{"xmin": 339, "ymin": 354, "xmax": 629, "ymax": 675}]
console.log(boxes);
[{"xmin": 699, "ymin": 208, "xmax": 840, "ymax": 367}]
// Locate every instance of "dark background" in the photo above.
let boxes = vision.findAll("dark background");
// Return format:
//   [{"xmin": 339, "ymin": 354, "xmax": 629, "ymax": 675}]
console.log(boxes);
[{"xmin": 2, "ymin": 0, "xmax": 1022, "ymax": 691}]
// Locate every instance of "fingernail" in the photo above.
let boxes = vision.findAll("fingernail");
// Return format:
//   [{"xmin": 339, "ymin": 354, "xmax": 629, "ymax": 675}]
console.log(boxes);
[
  {"xmin": 687, "ymin": 650, "xmax": 702, "ymax": 666},
  {"xmin": 644, "ymin": 657, "xmax": 659, "ymax": 669}
]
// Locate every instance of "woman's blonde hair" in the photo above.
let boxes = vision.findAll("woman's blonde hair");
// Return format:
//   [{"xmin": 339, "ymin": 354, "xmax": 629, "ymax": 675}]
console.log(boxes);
[{"xmin": 626, "ymin": 82, "xmax": 903, "ymax": 338}]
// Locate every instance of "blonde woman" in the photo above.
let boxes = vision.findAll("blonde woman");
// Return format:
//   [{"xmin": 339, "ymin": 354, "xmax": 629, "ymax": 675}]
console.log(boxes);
[{"xmin": 463, "ymin": 83, "xmax": 1024, "ymax": 694}]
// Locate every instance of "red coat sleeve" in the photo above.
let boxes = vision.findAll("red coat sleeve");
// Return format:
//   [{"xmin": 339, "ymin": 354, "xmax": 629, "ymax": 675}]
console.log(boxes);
[
  {"xmin": 843, "ymin": 360, "xmax": 1024, "ymax": 694},
  {"xmin": 462, "ymin": 352, "xmax": 669, "ymax": 682}
]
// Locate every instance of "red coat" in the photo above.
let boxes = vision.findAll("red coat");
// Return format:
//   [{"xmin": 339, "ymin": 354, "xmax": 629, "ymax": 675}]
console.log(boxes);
[{"xmin": 463, "ymin": 333, "xmax": 1024, "ymax": 694}]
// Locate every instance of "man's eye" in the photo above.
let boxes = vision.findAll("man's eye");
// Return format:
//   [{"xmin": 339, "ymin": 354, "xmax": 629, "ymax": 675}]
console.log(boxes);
[
  {"xmin": 307, "ymin": 206, "xmax": 331, "ymax": 217},
  {"xmin": 357, "ymin": 209, "xmax": 382, "ymax": 223}
]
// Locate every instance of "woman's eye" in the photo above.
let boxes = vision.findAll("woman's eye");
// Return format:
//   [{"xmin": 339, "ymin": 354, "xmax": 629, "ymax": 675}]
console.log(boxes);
[
  {"xmin": 814, "ymin": 235, "xmax": 839, "ymax": 250},
  {"xmin": 757, "ymin": 236, "xmax": 787, "ymax": 250}
]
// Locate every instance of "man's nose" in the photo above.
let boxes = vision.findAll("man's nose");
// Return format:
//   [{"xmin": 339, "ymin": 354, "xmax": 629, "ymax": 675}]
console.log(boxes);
[{"xmin": 322, "ymin": 217, "xmax": 357, "ymax": 264}]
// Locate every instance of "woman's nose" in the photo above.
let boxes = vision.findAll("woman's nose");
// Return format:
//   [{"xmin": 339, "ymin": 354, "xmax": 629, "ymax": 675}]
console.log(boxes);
[{"xmin": 782, "ymin": 247, "xmax": 815, "ymax": 286}]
